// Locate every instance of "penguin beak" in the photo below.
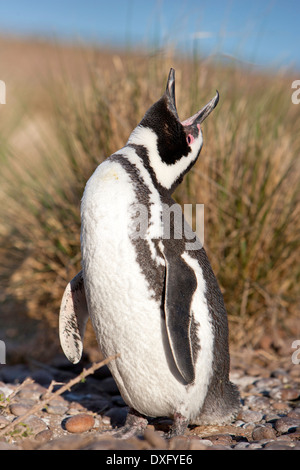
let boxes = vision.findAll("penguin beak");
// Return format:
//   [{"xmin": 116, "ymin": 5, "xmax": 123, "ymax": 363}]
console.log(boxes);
[
  {"xmin": 181, "ymin": 91, "xmax": 219, "ymax": 127},
  {"xmin": 165, "ymin": 68, "xmax": 179, "ymax": 119},
  {"xmin": 165, "ymin": 67, "xmax": 219, "ymax": 126}
]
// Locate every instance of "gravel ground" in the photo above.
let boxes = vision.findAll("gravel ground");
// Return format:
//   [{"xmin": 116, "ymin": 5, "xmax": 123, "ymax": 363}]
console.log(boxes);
[{"xmin": 0, "ymin": 347, "xmax": 299, "ymax": 450}]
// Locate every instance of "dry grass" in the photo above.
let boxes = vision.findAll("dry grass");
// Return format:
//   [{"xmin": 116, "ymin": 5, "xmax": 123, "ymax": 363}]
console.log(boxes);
[{"xmin": 0, "ymin": 37, "xmax": 299, "ymax": 360}]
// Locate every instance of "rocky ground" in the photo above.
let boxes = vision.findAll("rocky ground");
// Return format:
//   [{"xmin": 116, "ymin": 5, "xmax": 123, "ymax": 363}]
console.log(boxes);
[{"xmin": 0, "ymin": 347, "xmax": 299, "ymax": 451}]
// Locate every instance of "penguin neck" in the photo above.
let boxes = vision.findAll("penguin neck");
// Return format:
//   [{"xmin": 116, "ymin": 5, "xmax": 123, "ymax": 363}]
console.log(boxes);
[{"xmin": 127, "ymin": 126, "xmax": 194, "ymax": 195}]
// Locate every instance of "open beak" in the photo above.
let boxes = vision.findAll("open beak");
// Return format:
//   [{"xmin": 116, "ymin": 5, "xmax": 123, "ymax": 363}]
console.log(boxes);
[
  {"xmin": 165, "ymin": 67, "xmax": 219, "ymax": 126},
  {"xmin": 181, "ymin": 91, "xmax": 219, "ymax": 127}
]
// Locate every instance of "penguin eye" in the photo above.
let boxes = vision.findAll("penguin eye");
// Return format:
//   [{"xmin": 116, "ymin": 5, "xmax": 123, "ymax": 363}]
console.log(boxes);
[{"xmin": 187, "ymin": 134, "xmax": 194, "ymax": 145}]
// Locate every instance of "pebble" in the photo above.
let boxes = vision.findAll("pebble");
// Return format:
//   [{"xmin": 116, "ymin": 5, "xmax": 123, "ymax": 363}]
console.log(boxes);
[
  {"xmin": 65, "ymin": 413, "xmax": 95, "ymax": 433},
  {"xmin": 234, "ymin": 441, "xmax": 262, "ymax": 449},
  {"xmin": 274, "ymin": 417, "xmax": 300, "ymax": 434},
  {"xmin": 244, "ymin": 395, "xmax": 270, "ymax": 411},
  {"xmin": 252, "ymin": 425, "xmax": 276, "ymax": 441},
  {"xmin": 279, "ymin": 388, "xmax": 299, "ymax": 401},
  {"xmin": 288, "ymin": 407, "xmax": 300, "ymax": 418},
  {"xmin": 254, "ymin": 378, "xmax": 282, "ymax": 395},
  {"xmin": 269, "ymin": 386, "xmax": 300, "ymax": 401},
  {"xmin": 272, "ymin": 401, "xmax": 291, "ymax": 411},
  {"xmin": 263, "ymin": 441, "xmax": 294, "ymax": 450},
  {"xmin": 14, "ymin": 415, "xmax": 47, "ymax": 436},
  {"xmin": 238, "ymin": 409, "xmax": 263, "ymax": 423},
  {"xmin": 34, "ymin": 429, "xmax": 53, "ymax": 442},
  {"xmin": 46, "ymin": 403, "xmax": 69, "ymax": 416},
  {"xmin": 10, "ymin": 403, "xmax": 32, "ymax": 416}
]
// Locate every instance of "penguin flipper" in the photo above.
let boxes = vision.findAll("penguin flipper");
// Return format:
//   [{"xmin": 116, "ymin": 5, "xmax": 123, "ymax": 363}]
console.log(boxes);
[
  {"xmin": 161, "ymin": 245, "xmax": 197, "ymax": 384},
  {"xmin": 59, "ymin": 270, "xmax": 89, "ymax": 364}
]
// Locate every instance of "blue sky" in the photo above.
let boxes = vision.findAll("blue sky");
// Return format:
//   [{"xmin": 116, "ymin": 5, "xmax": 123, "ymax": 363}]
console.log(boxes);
[{"xmin": 0, "ymin": 0, "xmax": 299, "ymax": 70}]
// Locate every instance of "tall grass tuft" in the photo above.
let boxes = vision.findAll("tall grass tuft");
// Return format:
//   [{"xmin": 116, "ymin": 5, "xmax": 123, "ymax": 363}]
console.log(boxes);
[{"xmin": 1, "ymin": 48, "xmax": 299, "ymax": 351}]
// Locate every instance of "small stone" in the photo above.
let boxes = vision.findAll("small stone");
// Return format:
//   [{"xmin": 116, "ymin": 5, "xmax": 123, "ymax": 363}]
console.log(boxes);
[
  {"xmin": 263, "ymin": 441, "xmax": 293, "ymax": 450},
  {"xmin": 264, "ymin": 412, "xmax": 281, "ymax": 423},
  {"xmin": 231, "ymin": 375, "xmax": 256, "ymax": 388},
  {"xmin": 197, "ymin": 439, "xmax": 213, "ymax": 447},
  {"xmin": 272, "ymin": 401, "xmax": 290, "ymax": 411},
  {"xmin": 288, "ymin": 407, "xmax": 300, "ymax": 418},
  {"xmin": 270, "ymin": 386, "xmax": 299, "ymax": 401},
  {"xmin": 23, "ymin": 416, "xmax": 48, "ymax": 435},
  {"xmin": 244, "ymin": 395, "xmax": 270, "ymax": 411},
  {"xmin": 233, "ymin": 441, "xmax": 249, "ymax": 449},
  {"xmin": 254, "ymin": 377, "xmax": 281, "ymax": 392},
  {"xmin": 238, "ymin": 410, "xmax": 263, "ymax": 423},
  {"xmin": 234, "ymin": 441, "xmax": 262, "ymax": 449},
  {"xmin": 252, "ymin": 425, "xmax": 276, "ymax": 441},
  {"xmin": 274, "ymin": 417, "xmax": 300, "ymax": 434},
  {"xmin": 65, "ymin": 413, "xmax": 95, "ymax": 433},
  {"xmin": 9, "ymin": 403, "xmax": 32, "ymax": 416},
  {"xmin": 12, "ymin": 415, "xmax": 47, "ymax": 437},
  {"xmin": 241, "ymin": 422, "xmax": 256, "ymax": 431},
  {"xmin": 101, "ymin": 416, "xmax": 111, "ymax": 426},
  {"xmin": 143, "ymin": 428, "xmax": 167, "ymax": 449},
  {"xmin": 34, "ymin": 429, "xmax": 53, "ymax": 442},
  {"xmin": 280, "ymin": 388, "xmax": 300, "ymax": 401},
  {"xmin": 16, "ymin": 387, "xmax": 44, "ymax": 401},
  {"xmin": 46, "ymin": 403, "xmax": 69, "ymax": 415}
]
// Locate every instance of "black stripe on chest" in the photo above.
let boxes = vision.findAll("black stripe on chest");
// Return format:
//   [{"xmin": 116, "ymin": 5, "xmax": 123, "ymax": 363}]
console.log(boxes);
[{"xmin": 110, "ymin": 153, "xmax": 165, "ymax": 303}]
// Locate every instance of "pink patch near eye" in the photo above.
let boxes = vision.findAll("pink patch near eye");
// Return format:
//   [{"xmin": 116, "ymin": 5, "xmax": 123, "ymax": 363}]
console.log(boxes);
[{"xmin": 187, "ymin": 134, "xmax": 194, "ymax": 145}]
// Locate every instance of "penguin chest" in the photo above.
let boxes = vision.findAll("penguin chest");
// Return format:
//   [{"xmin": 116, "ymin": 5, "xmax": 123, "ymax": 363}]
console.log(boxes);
[{"xmin": 80, "ymin": 160, "xmax": 162, "ymax": 351}]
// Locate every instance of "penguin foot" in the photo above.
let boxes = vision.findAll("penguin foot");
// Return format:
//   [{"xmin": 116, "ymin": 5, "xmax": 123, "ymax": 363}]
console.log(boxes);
[
  {"xmin": 109, "ymin": 408, "xmax": 148, "ymax": 439},
  {"xmin": 167, "ymin": 412, "xmax": 189, "ymax": 438}
]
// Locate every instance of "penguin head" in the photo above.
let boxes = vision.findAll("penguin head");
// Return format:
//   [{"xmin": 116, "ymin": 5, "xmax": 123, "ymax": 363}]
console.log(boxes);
[{"xmin": 127, "ymin": 68, "xmax": 219, "ymax": 193}]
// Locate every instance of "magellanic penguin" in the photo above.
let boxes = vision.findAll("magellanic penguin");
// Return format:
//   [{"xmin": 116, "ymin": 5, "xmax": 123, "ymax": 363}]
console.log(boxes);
[{"xmin": 59, "ymin": 68, "xmax": 240, "ymax": 437}]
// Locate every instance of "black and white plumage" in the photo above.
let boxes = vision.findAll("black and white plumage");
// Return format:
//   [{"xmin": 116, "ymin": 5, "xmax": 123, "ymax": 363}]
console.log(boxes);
[{"xmin": 59, "ymin": 68, "xmax": 240, "ymax": 437}]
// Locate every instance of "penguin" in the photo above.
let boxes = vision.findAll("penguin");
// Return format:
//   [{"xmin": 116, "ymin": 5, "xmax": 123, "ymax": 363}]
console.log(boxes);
[{"xmin": 59, "ymin": 68, "xmax": 240, "ymax": 438}]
